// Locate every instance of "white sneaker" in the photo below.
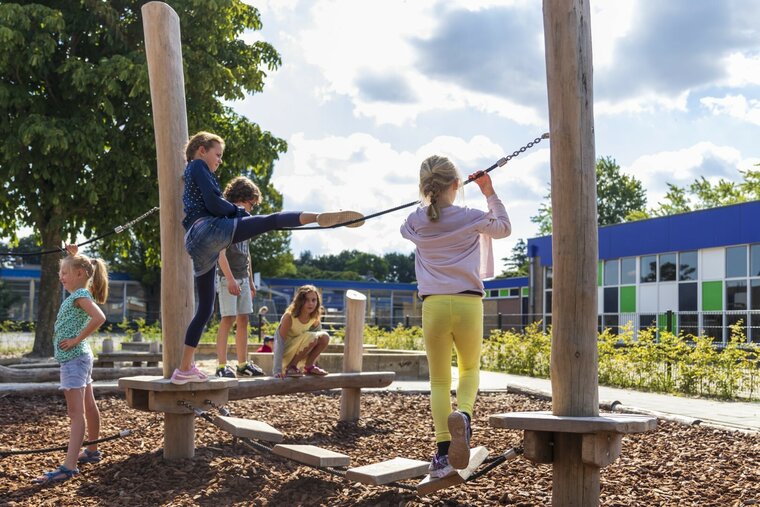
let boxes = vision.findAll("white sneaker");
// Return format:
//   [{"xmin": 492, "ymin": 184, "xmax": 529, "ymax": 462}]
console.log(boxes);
[{"xmin": 317, "ymin": 210, "xmax": 365, "ymax": 228}]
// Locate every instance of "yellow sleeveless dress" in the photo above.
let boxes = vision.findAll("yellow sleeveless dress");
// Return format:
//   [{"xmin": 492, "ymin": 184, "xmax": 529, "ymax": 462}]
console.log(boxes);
[{"xmin": 281, "ymin": 314, "xmax": 319, "ymax": 368}]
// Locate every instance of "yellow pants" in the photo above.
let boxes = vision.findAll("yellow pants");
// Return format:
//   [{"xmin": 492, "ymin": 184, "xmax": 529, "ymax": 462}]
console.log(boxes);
[{"xmin": 422, "ymin": 295, "xmax": 483, "ymax": 443}]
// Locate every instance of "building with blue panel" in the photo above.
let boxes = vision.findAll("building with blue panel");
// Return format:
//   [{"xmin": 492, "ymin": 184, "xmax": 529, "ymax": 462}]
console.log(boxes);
[{"xmin": 527, "ymin": 200, "xmax": 760, "ymax": 343}]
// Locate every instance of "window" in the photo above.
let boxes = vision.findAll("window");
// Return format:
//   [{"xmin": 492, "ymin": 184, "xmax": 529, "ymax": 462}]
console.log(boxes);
[
  {"xmin": 679, "ymin": 251, "xmax": 698, "ymax": 281},
  {"xmin": 603, "ymin": 287, "xmax": 618, "ymax": 313},
  {"xmin": 726, "ymin": 246, "xmax": 747, "ymax": 278},
  {"xmin": 604, "ymin": 260, "xmax": 619, "ymax": 286},
  {"xmin": 640, "ymin": 255, "xmax": 657, "ymax": 283},
  {"xmin": 726, "ymin": 280, "xmax": 748, "ymax": 310},
  {"xmin": 751, "ymin": 244, "xmax": 760, "ymax": 277},
  {"xmin": 659, "ymin": 253, "xmax": 677, "ymax": 281},
  {"xmin": 678, "ymin": 283, "xmax": 698, "ymax": 311},
  {"xmin": 620, "ymin": 257, "xmax": 636, "ymax": 284},
  {"xmin": 545, "ymin": 267, "xmax": 553, "ymax": 289}
]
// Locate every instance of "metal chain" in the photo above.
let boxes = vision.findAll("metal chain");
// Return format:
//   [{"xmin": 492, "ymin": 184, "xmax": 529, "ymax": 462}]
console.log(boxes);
[{"xmin": 204, "ymin": 399, "xmax": 230, "ymax": 417}]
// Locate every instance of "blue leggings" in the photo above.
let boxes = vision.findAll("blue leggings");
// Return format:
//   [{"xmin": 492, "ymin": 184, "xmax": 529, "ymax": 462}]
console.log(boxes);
[{"xmin": 184, "ymin": 212, "xmax": 302, "ymax": 347}]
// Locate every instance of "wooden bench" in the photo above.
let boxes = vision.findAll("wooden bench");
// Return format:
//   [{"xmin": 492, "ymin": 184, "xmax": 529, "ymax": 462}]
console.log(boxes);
[{"xmin": 98, "ymin": 352, "xmax": 163, "ymax": 368}]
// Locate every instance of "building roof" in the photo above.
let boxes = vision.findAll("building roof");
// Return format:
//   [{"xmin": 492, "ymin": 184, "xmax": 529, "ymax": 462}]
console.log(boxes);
[{"xmin": 527, "ymin": 199, "xmax": 760, "ymax": 266}]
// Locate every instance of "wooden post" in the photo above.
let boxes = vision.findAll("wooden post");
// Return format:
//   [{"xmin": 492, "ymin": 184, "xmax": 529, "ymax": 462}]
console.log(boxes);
[
  {"xmin": 340, "ymin": 290, "xmax": 366, "ymax": 421},
  {"xmin": 543, "ymin": 0, "xmax": 599, "ymax": 505},
  {"xmin": 142, "ymin": 1, "xmax": 195, "ymax": 460}
]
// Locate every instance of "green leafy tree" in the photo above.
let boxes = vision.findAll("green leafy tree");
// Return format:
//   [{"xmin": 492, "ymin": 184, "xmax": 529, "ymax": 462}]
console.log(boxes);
[
  {"xmin": 531, "ymin": 157, "xmax": 647, "ymax": 234},
  {"xmin": 383, "ymin": 252, "xmax": 415, "ymax": 283},
  {"xmin": 499, "ymin": 238, "xmax": 529, "ymax": 278},
  {"xmin": 0, "ymin": 1, "xmax": 286, "ymax": 356}
]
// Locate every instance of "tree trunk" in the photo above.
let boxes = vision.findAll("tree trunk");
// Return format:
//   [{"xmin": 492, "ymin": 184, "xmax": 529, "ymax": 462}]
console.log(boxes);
[{"xmin": 30, "ymin": 225, "xmax": 63, "ymax": 358}]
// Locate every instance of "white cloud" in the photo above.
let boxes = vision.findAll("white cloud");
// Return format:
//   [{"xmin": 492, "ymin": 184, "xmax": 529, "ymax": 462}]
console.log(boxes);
[{"xmin": 701, "ymin": 94, "xmax": 760, "ymax": 126}]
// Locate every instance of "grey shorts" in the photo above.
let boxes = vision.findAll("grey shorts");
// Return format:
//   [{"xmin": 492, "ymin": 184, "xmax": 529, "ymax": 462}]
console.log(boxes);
[
  {"xmin": 59, "ymin": 353, "xmax": 94, "ymax": 390},
  {"xmin": 218, "ymin": 277, "xmax": 254, "ymax": 317}
]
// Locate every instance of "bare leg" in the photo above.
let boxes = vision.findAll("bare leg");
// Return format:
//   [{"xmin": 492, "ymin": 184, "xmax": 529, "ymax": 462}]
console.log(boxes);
[
  {"xmin": 305, "ymin": 333, "xmax": 330, "ymax": 367},
  {"xmin": 287, "ymin": 340, "xmax": 318, "ymax": 369},
  {"xmin": 82, "ymin": 383, "xmax": 100, "ymax": 453},
  {"xmin": 216, "ymin": 316, "xmax": 235, "ymax": 366},
  {"xmin": 180, "ymin": 345, "xmax": 196, "ymax": 372},
  {"xmin": 63, "ymin": 387, "xmax": 86, "ymax": 470},
  {"xmin": 235, "ymin": 314, "xmax": 249, "ymax": 364}
]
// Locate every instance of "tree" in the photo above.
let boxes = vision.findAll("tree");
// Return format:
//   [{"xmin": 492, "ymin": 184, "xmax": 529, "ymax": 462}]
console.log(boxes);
[
  {"xmin": 530, "ymin": 156, "xmax": 648, "ymax": 234},
  {"xmin": 498, "ymin": 238, "xmax": 529, "ymax": 278},
  {"xmin": 0, "ymin": 2, "xmax": 286, "ymax": 356},
  {"xmin": 647, "ymin": 171, "xmax": 759, "ymax": 218},
  {"xmin": 292, "ymin": 250, "xmax": 416, "ymax": 283},
  {"xmin": 384, "ymin": 252, "xmax": 415, "ymax": 283}
]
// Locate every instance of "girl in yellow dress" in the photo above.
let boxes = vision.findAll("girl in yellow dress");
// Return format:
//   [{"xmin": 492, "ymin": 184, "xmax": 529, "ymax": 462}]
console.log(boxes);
[{"xmin": 272, "ymin": 285, "xmax": 330, "ymax": 377}]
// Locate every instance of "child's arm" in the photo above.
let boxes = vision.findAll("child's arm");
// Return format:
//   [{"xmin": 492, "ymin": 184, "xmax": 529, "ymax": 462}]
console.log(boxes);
[
  {"xmin": 58, "ymin": 298, "xmax": 106, "ymax": 351},
  {"xmin": 189, "ymin": 163, "xmax": 244, "ymax": 217},
  {"xmin": 272, "ymin": 314, "xmax": 292, "ymax": 378},
  {"xmin": 218, "ymin": 249, "xmax": 240, "ymax": 296}
]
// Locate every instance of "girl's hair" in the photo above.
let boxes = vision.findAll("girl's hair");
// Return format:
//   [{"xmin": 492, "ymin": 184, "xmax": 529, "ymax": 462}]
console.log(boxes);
[
  {"xmin": 419, "ymin": 155, "xmax": 461, "ymax": 221},
  {"xmin": 286, "ymin": 285, "xmax": 323, "ymax": 320},
  {"xmin": 223, "ymin": 176, "xmax": 261, "ymax": 205},
  {"xmin": 61, "ymin": 254, "xmax": 109, "ymax": 304},
  {"xmin": 185, "ymin": 131, "xmax": 225, "ymax": 163}
]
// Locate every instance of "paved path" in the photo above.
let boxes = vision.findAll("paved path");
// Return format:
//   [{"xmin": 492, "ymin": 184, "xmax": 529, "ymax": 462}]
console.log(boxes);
[{"xmin": 2, "ymin": 368, "xmax": 758, "ymax": 433}]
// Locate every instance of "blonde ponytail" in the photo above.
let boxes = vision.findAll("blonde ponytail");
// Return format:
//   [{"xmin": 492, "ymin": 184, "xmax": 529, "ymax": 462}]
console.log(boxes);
[{"xmin": 89, "ymin": 258, "xmax": 109, "ymax": 304}]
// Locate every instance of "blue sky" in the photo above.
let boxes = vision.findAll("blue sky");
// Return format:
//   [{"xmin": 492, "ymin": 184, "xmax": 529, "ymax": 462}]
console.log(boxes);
[{"xmin": 233, "ymin": 0, "xmax": 760, "ymax": 272}]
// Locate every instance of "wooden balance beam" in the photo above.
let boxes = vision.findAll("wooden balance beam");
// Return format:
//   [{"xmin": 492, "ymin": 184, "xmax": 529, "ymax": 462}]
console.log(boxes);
[{"xmin": 227, "ymin": 372, "xmax": 395, "ymax": 400}]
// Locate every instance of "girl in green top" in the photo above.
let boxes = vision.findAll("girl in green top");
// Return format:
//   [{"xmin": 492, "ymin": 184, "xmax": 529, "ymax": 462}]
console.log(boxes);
[{"xmin": 34, "ymin": 245, "xmax": 109, "ymax": 484}]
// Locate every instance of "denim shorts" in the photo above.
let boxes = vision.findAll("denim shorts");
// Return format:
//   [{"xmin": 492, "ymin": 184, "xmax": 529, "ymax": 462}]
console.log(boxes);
[
  {"xmin": 59, "ymin": 353, "xmax": 94, "ymax": 390},
  {"xmin": 218, "ymin": 277, "xmax": 254, "ymax": 317},
  {"xmin": 184, "ymin": 217, "xmax": 238, "ymax": 276}
]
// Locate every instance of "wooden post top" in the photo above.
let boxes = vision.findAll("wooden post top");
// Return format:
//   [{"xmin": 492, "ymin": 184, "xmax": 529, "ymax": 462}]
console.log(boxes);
[
  {"xmin": 490, "ymin": 411, "xmax": 656, "ymax": 434},
  {"xmin": 118, "ymin": 376, "xmax": 237, "ymax": 392},
  {"xmin": 345, "ymin": 289, "xmax": 366, "ymax": 301}
]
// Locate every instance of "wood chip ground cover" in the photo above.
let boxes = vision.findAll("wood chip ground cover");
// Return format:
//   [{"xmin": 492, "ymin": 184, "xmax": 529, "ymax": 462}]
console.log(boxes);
[{"xmin": 0, "ymin": 392, "xmax": 758, "ymax": 506}]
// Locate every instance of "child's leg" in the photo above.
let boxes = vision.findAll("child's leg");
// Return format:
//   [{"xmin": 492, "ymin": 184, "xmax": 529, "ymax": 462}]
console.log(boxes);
[
  {"xmin": 304, "ymin": 332, "xmax": 329, "ymax": 367},
  {"xmin": 421, "ymin": 296, "xmax": 455, "ymax": 444},
  {"xmin": 82, "ymin": 383, "xmax": 100, "ymax": 453},
  {"xmin": 451, "ymin": 297, "xmax": 483, "ymax": 417},
  {"xmin": 231, "ymin": 212, "xmax": 306, "ymax": 244},
  {"xmin": 216, "ymin": 316, "xmax": 235, "ymax": 366},
  {"xmin": 63, "ymin": 387, "xmax": 86, "ymax": 471},
  {"xmin": 181, "ymin": 269, "xmax": 217, "ymax": 371},
  {"xmin": 234, "ymin": 314, "xmax": 249, "ymax": 364}
]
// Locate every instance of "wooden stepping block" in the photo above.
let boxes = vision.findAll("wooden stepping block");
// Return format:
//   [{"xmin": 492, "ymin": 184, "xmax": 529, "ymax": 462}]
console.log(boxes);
[
  {"xmin": 346, "ymin": 457, "xmax": 430, "ymax": 485},
  {"xmin": 417, "ymin": 446, "xmax": 489, "ymax": 496},
  {"xmin": 489, "ymin": 411, "xmax": 656, "ymax": 434},
  {"xmin": 212, "ymin": 416, "xmax": 283, "ymax": 443},
  {"xmin": 272, "ymin": 444, "xmax": 350, "ymax": 467}
]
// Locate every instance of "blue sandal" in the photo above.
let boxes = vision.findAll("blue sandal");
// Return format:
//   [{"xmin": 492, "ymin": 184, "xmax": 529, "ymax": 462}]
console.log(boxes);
[
  {"xmin": 78, "ymin": 448, "xmax": 102, "ymax": 464},
  {"xmin": 32, "ymin": 465, "xmax": 79, "ymax": 484}
]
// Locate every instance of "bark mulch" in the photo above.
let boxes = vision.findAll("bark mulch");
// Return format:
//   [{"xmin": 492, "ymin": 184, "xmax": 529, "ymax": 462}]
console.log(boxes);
[{"xmin": 0, "ymin": 392, "xmax": 758, "ymax": 506}]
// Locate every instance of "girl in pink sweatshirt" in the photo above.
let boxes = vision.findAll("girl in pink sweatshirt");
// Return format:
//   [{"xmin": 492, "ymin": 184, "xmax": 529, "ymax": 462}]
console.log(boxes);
[{"xmin": 400, "ymin": 155, "xmax": 511, "ymax": 478}]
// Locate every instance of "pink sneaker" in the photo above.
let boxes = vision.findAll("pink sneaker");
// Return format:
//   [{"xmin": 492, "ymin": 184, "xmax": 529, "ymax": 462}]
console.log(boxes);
[{"xmin": 170, "ymin": 364, "xmax": 208, "ymax": 385}]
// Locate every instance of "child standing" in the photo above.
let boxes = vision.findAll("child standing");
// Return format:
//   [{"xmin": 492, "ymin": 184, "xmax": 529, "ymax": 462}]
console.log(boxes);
[
  {"xmin": 272, "ymin": 285, "xmax": 330, "ymax": 378},
  {"xmin": 215, "ymin": 176, "xmax": 265, "ymax": 378},
  {"xmin": 400, "ymin": 155, "xmax": 511, "ymax": 478},
  {"xmin": 34, "ymin": 245, "xmax": 109, "ymax": 484},
  {"xmin": 173, "ymin": 132, "xmax": 363, "ymax": 384}
]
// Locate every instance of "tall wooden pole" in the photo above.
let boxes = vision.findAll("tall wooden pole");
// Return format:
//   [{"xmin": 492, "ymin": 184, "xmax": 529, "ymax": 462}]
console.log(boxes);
[
  {"xmin": 142, "ymin": 1, "xmax": 195, "ymax": 459},
  {"xmin": 340, "ymin": 290, "xmax": 366, "ymax": 421},
  {"xmin": 543, "ymin": 0, "xmax": 600, "ymax": 505}
]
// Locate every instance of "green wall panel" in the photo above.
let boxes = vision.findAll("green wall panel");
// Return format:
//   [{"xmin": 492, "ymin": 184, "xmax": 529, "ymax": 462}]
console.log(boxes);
[
  {"xmin": 598, "ymin": 261, "xmax": 603, "ymax": 287},
  {"xmin": 702, "ymin": 281, "xmax": 723, "ymax": 311},
  {"xmin": 620, "ymin": 286, "xmax": 636, "ymax": 313}
]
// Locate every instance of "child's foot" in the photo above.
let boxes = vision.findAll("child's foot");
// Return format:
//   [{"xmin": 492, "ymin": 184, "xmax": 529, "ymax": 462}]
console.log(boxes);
[
  {"xmin": 237, "ymin": 362, "xmax": 265, "ymax": 377},
  {"xmin": 170, "ymin": 364, "xmax": 209, "ymax": 385},
  {"xmin": 447, "ymin": 410, "xmax": 472, "ymax": 469},
  {"xmin": 77, "ymin": 449, "xmax": 102, "ymax": 464},
  {"xmin": 317, "ymin": 210, "xmax": 365, "ymax": 228},
  {"xmin": 304, "ymin": 364, "xmax": 328, "ymax": 376},
  {"xmin": 428, "ymin": 453, "xmax": 455, "ymax": 479},
  {"xmin": 285, "ymin": 365, "xmax": 303, "ymax": 377},
  {"xmin": 215, "ymin": 365, "xmax": 236, "ymax": 378},
  {"xmin": 32, "ymin": 465, "xmax": 79, "ymax": 484}
]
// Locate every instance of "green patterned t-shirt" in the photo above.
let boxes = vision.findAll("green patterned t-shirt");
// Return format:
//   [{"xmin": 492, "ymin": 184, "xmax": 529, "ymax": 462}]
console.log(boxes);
[{"xmin": 53, "ymin": 288, "xmax": 94, "ymax": 363}]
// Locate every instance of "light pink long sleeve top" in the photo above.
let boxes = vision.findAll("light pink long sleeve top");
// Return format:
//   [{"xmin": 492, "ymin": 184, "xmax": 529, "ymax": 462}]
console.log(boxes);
[{"xmin": 400, "ymin": 194, "xmax": 511, "ymax": 297}]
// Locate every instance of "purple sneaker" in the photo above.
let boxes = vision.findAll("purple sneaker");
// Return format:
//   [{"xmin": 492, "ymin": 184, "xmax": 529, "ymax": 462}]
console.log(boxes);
[
  {"xmin": 170, "ymin": 364, "xmax": 208, "ymax": 385},
  {"xmin": 447, "ymin": 410, "xmax": 472, "ymax": 469},
  {"xmin": 428, "ymin": 452, "xmax": 455, "ymax": 479}
]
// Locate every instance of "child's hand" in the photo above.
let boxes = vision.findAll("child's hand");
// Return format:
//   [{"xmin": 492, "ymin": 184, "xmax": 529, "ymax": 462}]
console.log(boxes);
[
  {"xmin": 65, "ymin": 244, "xmax": 79, "ymax": 256},
  {"xmin": 59, "ymin": 338, "xmax": 79, "ymax": 351},
  {"xmin": 468, "ymin": 170, "xmax": 495, "ymax": 197},
  {"xmin": 227, "ymin": 279, "xmax": 241, "ymax": 296}
]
